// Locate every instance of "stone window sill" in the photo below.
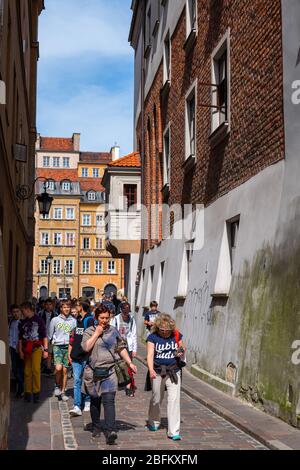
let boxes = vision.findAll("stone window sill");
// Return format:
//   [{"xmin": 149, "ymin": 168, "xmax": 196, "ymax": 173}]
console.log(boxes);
[
  {"xmin": 209, "ymin": 121, "xmax": 230, "ymax": 148},
  {"xmin": 184, "ymin": 28, "xmax": 197, "ymax": 54},
  {"xmin": 182, "ymin": 154, "xmax": 196, "ymax": 173}
]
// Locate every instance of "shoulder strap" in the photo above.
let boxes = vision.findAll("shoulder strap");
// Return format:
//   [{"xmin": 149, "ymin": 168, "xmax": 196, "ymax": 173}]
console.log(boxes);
[{"xmin": 100, "ymin": 335, "xmax": 116, "ymax": 363}]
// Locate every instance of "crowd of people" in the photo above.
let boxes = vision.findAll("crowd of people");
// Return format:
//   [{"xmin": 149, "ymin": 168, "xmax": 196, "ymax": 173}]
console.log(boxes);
[{"xmin": 8, "ymin": 293, "xmax": 186, "ymax": 445}]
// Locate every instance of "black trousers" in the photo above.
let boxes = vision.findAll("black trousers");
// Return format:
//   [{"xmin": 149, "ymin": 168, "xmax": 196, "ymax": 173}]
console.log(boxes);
[
  {"xmin": 90, "ymin": 392, "xmax": 116, "ymax": 432},
  {"xmin": 10, "ymin": 347, "xmax": 24, "ymax": 395}
]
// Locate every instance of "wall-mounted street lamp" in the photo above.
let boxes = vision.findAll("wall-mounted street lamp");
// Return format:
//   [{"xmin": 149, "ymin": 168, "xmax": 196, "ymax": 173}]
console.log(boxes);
[{"xmin": 16, "ymin": 177, "xmax": 53, "ymax": 217}]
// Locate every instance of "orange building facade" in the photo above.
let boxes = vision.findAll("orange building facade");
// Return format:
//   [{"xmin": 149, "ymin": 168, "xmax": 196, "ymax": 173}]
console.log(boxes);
[{"xmin": 33, "ymin": 134, "xmax": 124, "ymax": 300}]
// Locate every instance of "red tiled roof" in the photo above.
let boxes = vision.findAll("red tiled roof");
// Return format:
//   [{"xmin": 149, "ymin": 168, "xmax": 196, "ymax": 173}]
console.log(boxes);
[
  {"xmin": 108, "ymin": 152, "xmax": 141, "ymax": 168},
  {"xmin": 36, "ymin": 169, "xmax": 78, "ymax": 182},
  {"xmin": 80, "ymin": 152, "xmax": 111, "ymax": 164},
  {"xmin": 40, "ymin": 137, "xmax": 74, "ymax": 151},
  {"xmin": 79, "ymin": 179, "xmax": 105, "ymax": 192}
]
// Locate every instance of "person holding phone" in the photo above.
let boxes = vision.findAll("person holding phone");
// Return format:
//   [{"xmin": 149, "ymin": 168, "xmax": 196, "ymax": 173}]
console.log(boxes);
[{"xmin": 81, "ymin": 305, "xmax": 137, "ymax": 445}]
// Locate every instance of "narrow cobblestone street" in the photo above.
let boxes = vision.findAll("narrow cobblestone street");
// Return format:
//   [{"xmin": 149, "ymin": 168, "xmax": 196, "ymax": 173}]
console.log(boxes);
[{"xmin": 9, "ymin": 357, "xmax": 268, "ymax": 451}]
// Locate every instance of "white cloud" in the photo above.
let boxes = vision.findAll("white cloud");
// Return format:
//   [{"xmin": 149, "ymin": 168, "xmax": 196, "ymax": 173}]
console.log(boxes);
[
  {"xmin": 40, "ymin": 0, "xmax": 132, "ymax": 59},
  {"xmin": 38, "ymin": 85, "xmax": 133, "ymax": 155}
]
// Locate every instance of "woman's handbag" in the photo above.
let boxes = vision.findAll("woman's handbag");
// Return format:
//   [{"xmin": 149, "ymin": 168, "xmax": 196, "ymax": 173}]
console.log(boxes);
[
  {"xmin": 100, "ymin": 337, "xmax": 131, "ymax": 389},
  {"xmin": 114, "ymin": 359, "xmax": 131, "ymax": 389}
]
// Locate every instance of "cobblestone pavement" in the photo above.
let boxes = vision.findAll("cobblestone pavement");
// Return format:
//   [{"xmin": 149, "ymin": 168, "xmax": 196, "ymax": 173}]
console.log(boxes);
[
  {"xmin": 62, "ymin": 361, "xmax": 267, "ymax": 450},
  {"xmin": 8, "ymin": 360, "xmax": 268, "ymax": 450}
]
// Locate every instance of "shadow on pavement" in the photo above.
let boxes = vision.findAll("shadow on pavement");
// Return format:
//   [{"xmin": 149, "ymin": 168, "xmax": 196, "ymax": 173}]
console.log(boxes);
[{"xmin": 8, "ymin": 375, "xmax": 55, "ymax": 450}]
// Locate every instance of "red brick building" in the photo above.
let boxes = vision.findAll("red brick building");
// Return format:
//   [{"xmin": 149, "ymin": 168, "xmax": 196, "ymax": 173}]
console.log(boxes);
[{"xmin": 129, "ymin": 1, "xmax": 300, "ymax": 425}]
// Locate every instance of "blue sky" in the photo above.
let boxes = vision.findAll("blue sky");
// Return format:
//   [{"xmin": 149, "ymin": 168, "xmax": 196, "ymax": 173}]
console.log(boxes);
[{"xmin": 37, "ymin": 0, "xmax": 134, "ymax": 156}]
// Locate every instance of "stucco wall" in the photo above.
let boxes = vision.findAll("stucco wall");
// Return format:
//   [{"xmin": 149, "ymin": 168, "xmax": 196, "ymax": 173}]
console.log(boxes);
[{"xmin": 137, "ymin": 159, "xmax": 287, "ymax": 416}]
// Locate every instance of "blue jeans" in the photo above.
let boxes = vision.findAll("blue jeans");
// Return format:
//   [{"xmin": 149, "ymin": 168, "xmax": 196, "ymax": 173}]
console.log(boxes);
[{"xmin": 72, "ymin": 361, "xmax": 90, "ymax": 408}]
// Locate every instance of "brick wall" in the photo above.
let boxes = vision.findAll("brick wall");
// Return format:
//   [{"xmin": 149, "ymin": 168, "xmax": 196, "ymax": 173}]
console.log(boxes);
[{"xmin": 136, "ymin": 0, "xmax": 284, "ymax": 253}]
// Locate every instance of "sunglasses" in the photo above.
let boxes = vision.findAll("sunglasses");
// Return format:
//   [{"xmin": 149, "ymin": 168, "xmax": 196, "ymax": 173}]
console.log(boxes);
[{"xmin": 159, "ymin": 328, "xmax": 171, "ymax": 332}]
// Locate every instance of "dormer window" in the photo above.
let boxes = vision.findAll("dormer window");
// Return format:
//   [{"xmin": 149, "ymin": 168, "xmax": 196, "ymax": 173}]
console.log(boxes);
[
  {"xmin": 88, "ymin": 191, "xmax": 96, "ymax": 201},
  {"xmin": 47, "ymin": 180, "xmax": 55, "ymax": 191},
  {"xmin": 62, "ymin": 181, "xmax": 71, "ymax": 192}
]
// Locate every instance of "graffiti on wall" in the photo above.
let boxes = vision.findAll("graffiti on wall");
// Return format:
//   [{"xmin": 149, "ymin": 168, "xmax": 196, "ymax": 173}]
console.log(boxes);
[{"xmin": 182, "ymin": 281, "xmax": 216, "ymax": 351}]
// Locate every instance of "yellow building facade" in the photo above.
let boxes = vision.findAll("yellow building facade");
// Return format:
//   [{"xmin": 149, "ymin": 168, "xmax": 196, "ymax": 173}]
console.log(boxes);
[{"xmin": 33, "ymin": 137, "xmax": 124, "ymax": 300}]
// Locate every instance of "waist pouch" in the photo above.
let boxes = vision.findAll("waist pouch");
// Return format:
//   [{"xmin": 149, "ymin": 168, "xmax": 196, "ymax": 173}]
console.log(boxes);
[{"xmin": 93, "ymin": 366, "xmax": 112, "ymax": 382}]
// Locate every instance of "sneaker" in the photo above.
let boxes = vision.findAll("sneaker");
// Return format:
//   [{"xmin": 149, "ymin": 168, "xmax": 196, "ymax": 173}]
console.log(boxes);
[
  {"xmin": 33, "ymin": 393, "xmax": 40, "ymax": 404},
  {"xmin": 148, "ymin": 425, "xmax": 159, "ymax": 431},
  {"xmin": 83, "ymin": 401, "xmax": 91, "ymax": 412},
  {"xmin": 54, "ymin": 386, "xmax": 61, "ymax": 397},
  {"xmin": 61, "ymin": 393, "xmax": 69, "ymax": 402},
  {"xmin": 105, "ymin": 431, "xmax": 117, "ymax": 445},
  {"xmin": 125, "ymin": 388, "xmax": 134, "ymax": 397},
  {"xmin": 69, "ymin": 406, "xmax": 82, "ymax": 417},
  {"xmin": 168, "ymin": 435, "xmax": 182, "ymax": 441}
]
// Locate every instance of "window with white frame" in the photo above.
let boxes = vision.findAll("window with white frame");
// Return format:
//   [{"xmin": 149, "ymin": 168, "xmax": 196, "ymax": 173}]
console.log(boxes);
[
  {"xmin": 65, "ymin": 260, "xmax": 74, "ymax": 275},
  {"xmin": 40, "ymin": 233, "xmax": 49, "ymax": 246},
  {"xmin": 163, "ymin": 125, "xmax": 171, "ymax": 187},
  {"xmin": 213, "ymin": 216, "xmax": 239, "ymax": 297},
  {"xmin": 83, "ymin": 237, "xmax": 90, "ymax": 249},
  {"xmin": 93, "ymin": 168, "xmax": 99, "ymax": 178},
  {"xmin": 53, "ymin": 260, "xmax": 61, "ymax": 275},
  {"xmin": 145, "ymin": 5, "xmax": 151, "ymax": 50},
  {"xmin": 96, "ymin": 214, "xmax": 104, "ymax": 226},
  {"xmin": 82, "ymin": 260, "xmax": 90, "ymax": 274},
  {"xmin": 43, "ymin": 156, "xmax": 50, "ymax": 167},
  {"xmin": 81, "ymin": 168, "xmax": 88, "ymax": 177},
  {"xmin": 63, "ymin": 157, "xmax": 70, "ymax": 168},
  {"xmin": 96, "ymin": 238, "xmax": 103, "ymax": 250},
  {"xmin": 211, "ymin": 32, "xmax": 230, "ymax": 133},
  {"xmin": 47, "ymin": 180, "xmax": 55, "ymax": 191},
  {"xmin": 62, "ymin": 181, "xmax": 71, "ymax": 191},
  {"xmin": 88, "ymin": 191, "xmax": 96, "ymax": 201},
  {"xmin": 163, "ymin": 32, "xmax": 171, "ymax": 84},
  {"xmin": 53, "ymin": 207, "xmax": 62, "ymax": 220},
  {"xmin": 108, "ymin": 260, "xmax": 116, "ymax": 274},
  {"xmin": 53, "ymin": 233, "xmax": 62, "ymax": 246},
  {"xmin": 95, "ymin": 261, "xmax": 103, "ymax": 274},
  {"xmin": 82, "ymin": 214, "xmax": 91, "ymax": 226},
  {"xmin": 186, "ymin": 0, "xmax": 197, "ymax": 38},
  {"xmin": 40, "ymin": 259, "xmax": 48, "ymax": 274},
  {"xmin": 229, "ymin": 218, "xmax": 240, "ymax": 273},
  {"xmin": 186, "ymin": 240, "xmax": 194, "ymax": 283},
  {"xmin": 66, "ymin": 207, "xmax": 75, "ymax": 220},
  {"xmin": 53, "ymin": 157, "xmax": 60, "ymax": 167},
  {"xmin": 41, "ymin": 211, "xmax": 50, "ymax": 220},
  {"xmin": 152, "ymin": 0, "xmax": 160, "ymax": 36},
  {"xmin": 185, "ymin": 85, "xmax": 196, "ymax": 160},
  {"xmin": 66, "ymin": 232, "xmax": 75, "ymax": 246}
]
